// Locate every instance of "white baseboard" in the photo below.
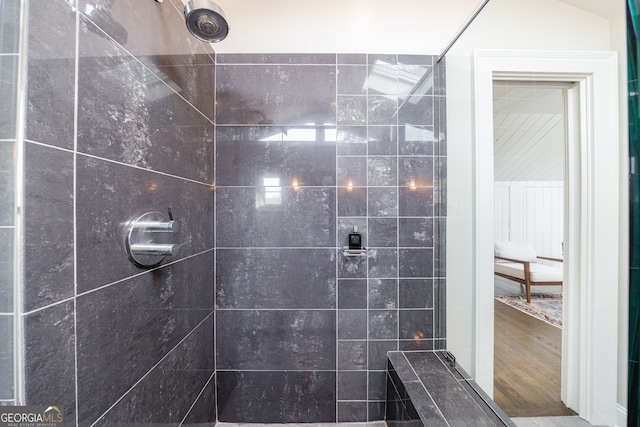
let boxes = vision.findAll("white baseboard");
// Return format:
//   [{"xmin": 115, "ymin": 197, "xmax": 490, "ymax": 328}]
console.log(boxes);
[{"xmin": 617, "ymin": 403, "xmax": 627, "ymax": 427}]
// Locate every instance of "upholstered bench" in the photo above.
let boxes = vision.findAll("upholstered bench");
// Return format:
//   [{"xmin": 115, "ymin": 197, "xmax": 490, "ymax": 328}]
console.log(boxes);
[{"xmin": 494, "ymin": 240, "xmax": 563, "ymax": 303}]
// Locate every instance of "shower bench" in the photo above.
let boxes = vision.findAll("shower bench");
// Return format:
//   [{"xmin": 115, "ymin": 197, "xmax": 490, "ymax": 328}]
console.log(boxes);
[{"xmin": 386, "ymin": 351, "xmax": 515, "ymax": 427}]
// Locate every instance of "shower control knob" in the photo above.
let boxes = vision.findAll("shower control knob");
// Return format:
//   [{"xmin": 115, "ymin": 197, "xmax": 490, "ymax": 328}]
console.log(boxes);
[{"xmin": 124, "ymin": 211, "xmax": 185, "ymax": 268}]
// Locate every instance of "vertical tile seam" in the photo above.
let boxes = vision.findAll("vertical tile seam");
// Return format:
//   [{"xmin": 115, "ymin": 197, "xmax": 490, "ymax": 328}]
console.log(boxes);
[
  {"xmin": 395, "ymin": 54, "xmax": 400, "ymax": 354},
  {"xmin": 213, "ymin": 49, "xmax": 219, "ymax": 423},
  {"xmin": 72, "ymin": 1, "xmax": 79, "ymax": 424},
  {"xmin": 334, "ymin": 52, "xmax": 339, "ymax": 423},
  {"xmin": 365, "ymin": 52, "xmax": 371, "ymax": 422}
]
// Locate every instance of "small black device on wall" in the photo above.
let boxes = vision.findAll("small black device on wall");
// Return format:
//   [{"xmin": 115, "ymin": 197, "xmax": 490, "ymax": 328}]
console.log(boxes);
[
  {"xmin": 343, "ymin": 226, "xmax": 367, "ymax": 257},
  {"xmin": 349, "ymin": 228, "xmax": 362, "ymax": 250}
]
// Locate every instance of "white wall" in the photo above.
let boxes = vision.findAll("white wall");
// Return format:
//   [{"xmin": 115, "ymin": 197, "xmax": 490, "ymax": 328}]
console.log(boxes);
[
  {"xmin": 211, "ymin": 0, "xmax": 483, "ymax": 54},
  {"xmin": 494, "ymin": 181, "xmax": 564, "ymax": 259},
  {"xmin": 445, "ymin": 0, "xmax": 628, "ymax": 419}
]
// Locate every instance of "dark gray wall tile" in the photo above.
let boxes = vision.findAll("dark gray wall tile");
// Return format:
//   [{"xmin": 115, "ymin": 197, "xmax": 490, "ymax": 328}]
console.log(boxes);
[
  {"xmin": 338, "ymin": 156, "xmax": 367, "ymax": 187},
  {"xmin": 338, "ymin": 371, "xmax": 367, "ymax": 400},
  {"xmin": 337, "ymin": 65, "xmax": 367, "ymax": 95},
  {"xmin": 399, "ymin": 339, "xmax": 434, "ymax": 351},
  {"xmin": 399, "ymin": 95, "xmax": 434, "ymax": 126},
  {"xmin": 368, "ymin": 310, "xmax": 398, "ymax": 339},
  {"xmin": 76, "ymin": 155, "xmax": 214, "ymax": 293},
  {"xmin": 156, "ymin": 63, "xmax": 216, "ymax": 120},
  {"xmin": 216, "ymin": 371, "xmax": 336, "ymax": 423},
  {"xmin": 368, "ymin": 187, "xmax": 398, "ymax": 217},
  {"xmin": 26, "ymin": 0, "xmax": 75, "ymax": 148},
  {"xmin": 399, "ymin": 218, "xmax": 434, "ymax": 248},
  {"xmin": 400, "ymin": 125, "xmax": 435, "ymax": 155},
  {"xmin": 78, "ymin": 17, "xmax": 214, "ymax": 182},
  {"xmin": 182, "ymin": 373, "xmax": 217, "ymax": 425},
  {"xmin": 368, "ymin": 126, "xmax": 398, "ymax": 155},
  {"xmin": 0, "ymin": 230, "xmax": 12, "ymax": 312},
  {"xmin": 338, "ymin": 279, "xmax": 367, "ymax": 309},
  {"xmin": 217, "ymin": 53, "xmax": 335, "ymax": 64},
  {"xmin": 368, "ymin": 401, "xmax": 386, "ymax": 421},
  {"xmin": 369, "ymin": 54, "xmax": 397, "ymax": 66},
  {"xmin": 217, "ymin": 126, "xmax": 336, "ymax": 186},
  {"xmin": 216, "ymin": 187, "xmax": 335, "ymax": 247},
  {"xmin": 337, "ymin": 95, "xmax": 367, "ymax": 125},
  {"xmin": 216, "ymin": 310, "xmax": 335, "ymax": 370},
  {"xmin": 0, "ymin": 55, "xmax": 17, "ymax": 139},
  {"xmin": 399, "ymin": 157, "xmax": 433, "ymax": 187},
  {"xmin": 368, "ymin": 371, "xmax": 387, "ymax": 400},
  {"xmin": 338, "ymin": 54, "xmax": 366, "ymax": 65},
  {"xmin": 337, "ymin": 401, "xmax": 368, "ymax": 422},
  {"xmin": 399, "ymin": 279, "xmax": 433, "ymax": 309},
  {"xmin": 398, "ymin": 55, "xmax": 434, "ymax": 66},
  {"xmin": 76, "ymin": 252, "xmax": 213, "ymax": 425},
  {"xmin": 24, "ymin": 143, "xmax": 74, "ymax": 311},
  {"xmin": 0, "ymin": 316, "xmax": 13, "ymax": 399},
  {"xmin": 369, "ymin": 278, "xmax": 397, "ymax": 309},
  {"xmin": 399, "ymin": 187, "xmax": 433, "ymax": 217},
  {"xmin": 399, "ymin": 248, "xmax": 434, "ymax": 278},
  {"xmin": 368, "ymin": 218, "xmax": 397, "ymax": 247},
  {"xmin": 338, "ymin": 310, "xmax": 367, "ymax": 339},
  {"xmin": 368, "ymin": 157, "xmax": 398, "ymax": 186},
  {"xmin": 337, "ymin": 126, "xmax": 367, "ymax": 155},
  {"xmin": 338, "ymin": 187, "xmax": 367, "ymax": 217},
  {"xmin": 216, "ymin": 64, "xmax": 336, "ymax": 125},
  {"xmin": 398, "ymin": 65, "xmax": 433, "ymax": 97},
  {"xmin": 0, "ymin": 142, "xmax": 14, "ymax": 226},
  {"xmin": 339, "ymin": 250, "xmax": 368, "ymax": 278},
  {"xmin": 400, "ymin": 309, "xmax": 434, "ymax": 340},
  {"xmin": 78, "ymin": 0, "xmax": 215, "ymax": 67},
  {"xmin": 368, "ymin": 95, "xmax": 398, "ymax": 125},
  {"xmin": 338, "ymin": 340, "xmax": 367, "ymax": 370},
  {"xmin": 368, "ymin": 340, "xmax": 397, "ymax": 371},
  {"xmin": 94, "ymin": 316, "xmax": 214, "ymax": 425},
  {"xmin": 216, "ymin": 249, "xmax": 336, "ymax": 309},
  {"xmin": 368, "ymin": 248, "xmax": 398, "ymax": 278},
  {"xmin": 24, "ymin": 302, "xmax": 76, "ymax": 425}
]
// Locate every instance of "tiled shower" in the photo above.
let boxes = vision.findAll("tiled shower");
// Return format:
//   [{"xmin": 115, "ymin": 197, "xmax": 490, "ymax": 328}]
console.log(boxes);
[{"xmin": 2, "ymin": 0, "xmax": 445, "ymax": 425}]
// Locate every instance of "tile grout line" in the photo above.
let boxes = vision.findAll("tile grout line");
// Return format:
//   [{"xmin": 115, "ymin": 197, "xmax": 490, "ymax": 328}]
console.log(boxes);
[{"xmin": 73, "ymin": 1, "xmax": 80, "ymax": 424}]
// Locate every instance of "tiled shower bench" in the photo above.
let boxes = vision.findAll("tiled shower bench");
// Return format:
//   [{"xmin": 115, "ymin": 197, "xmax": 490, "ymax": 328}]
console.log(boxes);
[{"xmin": 386, "ymin": 351, "xmax": 516, "ymax": 427}]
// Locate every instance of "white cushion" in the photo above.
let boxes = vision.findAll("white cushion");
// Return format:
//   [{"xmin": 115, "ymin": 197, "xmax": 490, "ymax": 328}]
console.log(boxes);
[
  {"xmin": 494, "ymin": 240, "xmax": 538, "ymax": 263},
  {"xmin": 494, "ymin": 262, "xmax": 563, "ymax": 282}
]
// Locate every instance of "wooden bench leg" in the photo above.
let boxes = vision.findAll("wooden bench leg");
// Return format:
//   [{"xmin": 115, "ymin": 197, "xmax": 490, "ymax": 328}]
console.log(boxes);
[{"xmin": 524, "ymin": 262, "xmax": 532, "ymax": 303}]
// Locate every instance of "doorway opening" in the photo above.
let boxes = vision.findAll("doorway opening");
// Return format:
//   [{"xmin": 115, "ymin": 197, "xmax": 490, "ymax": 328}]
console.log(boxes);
[{"xmin": 491, "ymin": 81, "xmax": 574, "ymax": 417}]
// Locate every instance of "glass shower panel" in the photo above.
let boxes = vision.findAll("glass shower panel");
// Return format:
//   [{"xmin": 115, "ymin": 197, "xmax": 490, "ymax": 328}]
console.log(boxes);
[{"xmin": 0, "ymin": 0, "xmax": 22, "ymax": 406}]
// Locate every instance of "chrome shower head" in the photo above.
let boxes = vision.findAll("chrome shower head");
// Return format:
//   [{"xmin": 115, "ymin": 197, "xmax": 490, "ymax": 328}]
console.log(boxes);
[{"xmin": 184, "ymin": 0, "xmax": 229, "ymax": 42}]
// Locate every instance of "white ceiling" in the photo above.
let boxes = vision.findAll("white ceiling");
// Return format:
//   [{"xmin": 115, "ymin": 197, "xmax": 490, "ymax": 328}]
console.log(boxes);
[
  {"xmin": 556, "ymin": 0, "xmax": 624, "ymax": 20},
  {"xmin": 493, "ymin": 83, "xmax": 566, "ymax": 182}
]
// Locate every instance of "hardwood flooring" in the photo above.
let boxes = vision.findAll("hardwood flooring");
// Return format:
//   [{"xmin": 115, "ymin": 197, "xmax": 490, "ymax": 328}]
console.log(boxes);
[{"xmin": 494, "ymin": 299, "xmax": 576, "ymax": 417}]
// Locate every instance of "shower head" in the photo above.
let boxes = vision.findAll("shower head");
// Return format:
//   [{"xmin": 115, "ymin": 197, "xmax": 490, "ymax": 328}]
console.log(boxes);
[{"xmin": 184, "ymin": 0, "xmax": 229, "ymax": 42}]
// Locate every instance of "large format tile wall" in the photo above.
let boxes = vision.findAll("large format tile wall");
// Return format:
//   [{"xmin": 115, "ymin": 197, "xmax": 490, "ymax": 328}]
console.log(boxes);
[
  {"xmin": 21, "ymin": 0, "xmax": 216, "ymax": 425},
  {"xmin": 0, "ymin": 0, "xmax": 20, "ymax": 407},
  {"xmin": 214, "ymin": 53, "xmax": 446, "ymax": 422}
]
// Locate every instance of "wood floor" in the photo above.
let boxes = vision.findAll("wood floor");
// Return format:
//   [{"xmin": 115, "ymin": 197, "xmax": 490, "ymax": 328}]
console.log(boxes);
[{"xmin": 494, "ymin": 299, "xmax": 576, "ymax": 418}]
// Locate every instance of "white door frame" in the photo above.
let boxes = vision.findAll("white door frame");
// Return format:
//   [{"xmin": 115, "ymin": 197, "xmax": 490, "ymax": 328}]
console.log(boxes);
[{"xmin": 472, "ymin": 50, "xmax": 619, "ymax": 425}]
